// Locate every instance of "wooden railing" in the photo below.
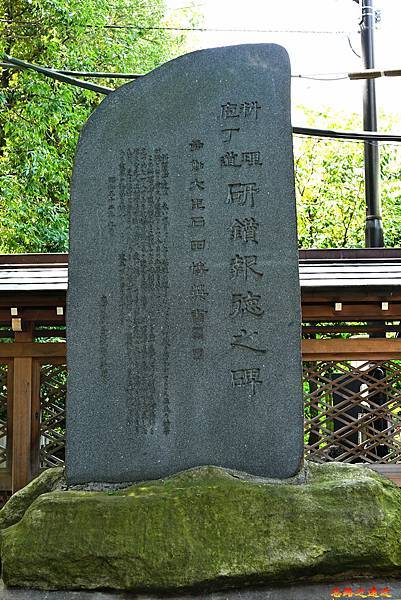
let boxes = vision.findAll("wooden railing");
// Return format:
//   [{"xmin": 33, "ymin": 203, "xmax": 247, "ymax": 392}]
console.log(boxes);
[
  {"xmin": 1, "ymin": 337, "xmax": 401, "ymax": 496},
  {"xmin": 0, "ymin": 338, "xmax": 66, "ymax": 494}
]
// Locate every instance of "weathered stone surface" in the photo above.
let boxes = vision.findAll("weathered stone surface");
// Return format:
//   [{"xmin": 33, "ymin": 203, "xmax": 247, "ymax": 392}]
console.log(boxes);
[
  {"xmin": 0, "ymin": 468, "xmax": 64, "ymax": 531},
  {"xmin": 67, "ymin": 43, "xmax": 303, "ymax": 484},
  {"xmin": 2, "ymin": 463, "xmax": 401, "ymax": 591}
]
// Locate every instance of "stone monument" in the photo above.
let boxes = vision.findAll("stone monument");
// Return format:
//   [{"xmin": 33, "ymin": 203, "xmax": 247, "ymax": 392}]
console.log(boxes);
[
  {"xmin": 2, "ymin": 44, "xmax": 397, "ymax": 596},
  {"xmin": 66, "ymin": 43, "xmax": 303, "ymax": 483}
]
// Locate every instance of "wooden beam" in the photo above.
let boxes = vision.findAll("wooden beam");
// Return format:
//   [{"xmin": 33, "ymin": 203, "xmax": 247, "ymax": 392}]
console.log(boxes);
[
  {"xmin": 2, "ymin": 338, "xmax": 401, "ymax": 362},
  {"xmin": 0, "ymin": 253, "xmax": 68, "ymax": 265},
  {"xmin": 0, "ymin": 343, "xmax": 66, "ymax": 359},
  {"xmin": 367, "ymin": 465, "xmax": 401, "ymax": 487},
  {"xmin": 302, "ymin": 303, "xmax": 401, "ymax": 321},
  {"xmin": 0, "ymin": 292, "xmax": 66, "ymax": 308},
  {"xmin": 302, "ymin": 337, "xmax": 401, "ymax": 360},
  {"xmin": 33, "ymin": 329, "xmax": 66, "ymax": 339},
  {"xmin": 302, "ymin": 291, "xmax": 401, "ymax": 303},
  {"xmin": 12, "ymin": 357, "xmax": 32, "ymax": 492},
  {"xmin": 0, "ymin": 309, "xmax": 65, "ymax": 324},
  {"xmin": 299, "ymin": 248, "xmax": 401, "ymax": 260},
  {"xmin": 303, "ymin": 325, "xmax": 401, "ymax": 335}
]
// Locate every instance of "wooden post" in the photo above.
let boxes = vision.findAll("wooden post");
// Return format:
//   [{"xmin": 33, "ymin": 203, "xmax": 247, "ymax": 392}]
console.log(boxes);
[
  {"xmin": 12, "ymin": 325, "xmax": 34, "ymax": 493},
  {"xmin": 30, "ymin": 359, "xmax": 42, "ymax": 479},
  {"xmin": 12, "ymin": 357, "xmax": 32, "ymax": 492}
]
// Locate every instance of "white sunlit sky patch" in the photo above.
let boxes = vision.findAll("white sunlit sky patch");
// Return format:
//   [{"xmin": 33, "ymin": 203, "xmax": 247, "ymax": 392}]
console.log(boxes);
[{"xmin": 165, "ymin": 0, "xmax": 401, "ymax": 127}]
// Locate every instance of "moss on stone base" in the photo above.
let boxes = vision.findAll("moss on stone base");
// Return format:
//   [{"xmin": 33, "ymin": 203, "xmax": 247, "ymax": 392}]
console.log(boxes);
[
  {"xmin": 0, "ymin": 468, "xmax": 64, "ymax": 531},
  {"xmin": 2, "ymin": 463, "xmax": 401, "ymax": 591}
]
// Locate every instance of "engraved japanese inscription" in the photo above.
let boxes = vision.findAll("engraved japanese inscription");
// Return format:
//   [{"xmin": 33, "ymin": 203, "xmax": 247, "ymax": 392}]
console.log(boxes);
[{"xmin": 67, "ymin": 44, "xmax": 303, "ymax": 484}]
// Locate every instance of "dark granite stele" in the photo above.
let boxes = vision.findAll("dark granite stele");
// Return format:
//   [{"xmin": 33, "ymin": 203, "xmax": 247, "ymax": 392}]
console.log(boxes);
[{"xmin": 67, "ymin": 43, "xmax": 303, "ymax": 484}]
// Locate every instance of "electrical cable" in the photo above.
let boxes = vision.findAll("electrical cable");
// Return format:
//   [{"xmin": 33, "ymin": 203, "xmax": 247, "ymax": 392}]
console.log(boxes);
[
  {"xmin": 4, "ymin": 55, "xmax": 401, "ymax": 144},
  {"xmin": 293, "ymin": 126, "xmax": 401, "ymax": 142},
  {"xmin": 347, "ymin": 33, "xmax": 361, "ymax": 58},
  {"xmin": 293, "ymin": 134, "xmax": 401, "ymax": 149},
  {"xmin": 292, "ymin": 74, "xmax": 349, "ymax": 81},
  {"xmin": 5, "ymin": 60, "xmax": 401, "ymax": 82},
  {"xmin": 0, "ymin": 62, "xmax": 382, "ymax": 82},
  {"xmin": 3, "ymin": 55, "xmax": 113, "ymax": 94},
  {"xmin": 0, "ymin": 62, "xmax": 143, "ymax": 79},
  {"xmin": 0, "ymin": 19, "xmax": 356, "ymax": 35},
  {"xmin": 0, "ymin": 63, "xmax": 350, "ymax": 81}
]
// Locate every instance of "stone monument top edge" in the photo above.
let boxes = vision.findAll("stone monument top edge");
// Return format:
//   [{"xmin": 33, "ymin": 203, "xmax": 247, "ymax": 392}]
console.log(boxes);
[{"xmin": 76, "ymin": 43, "xmax": 291, "ymax": 132}]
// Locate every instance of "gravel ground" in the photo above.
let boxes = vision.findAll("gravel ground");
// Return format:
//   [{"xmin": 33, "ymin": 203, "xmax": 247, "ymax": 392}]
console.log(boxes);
[{"xmin": 1, "ymin": 580, "xmax": 401, "ymax": 600}]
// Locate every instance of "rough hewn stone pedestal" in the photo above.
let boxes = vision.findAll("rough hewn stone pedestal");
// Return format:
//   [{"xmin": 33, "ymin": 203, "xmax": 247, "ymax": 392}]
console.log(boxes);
[{"xmin": 1, "ymin": 463, "xmax": 401, "ymax": 592}]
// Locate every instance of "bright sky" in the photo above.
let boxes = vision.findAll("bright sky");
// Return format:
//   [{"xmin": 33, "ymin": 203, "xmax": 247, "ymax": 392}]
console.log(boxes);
[{"xmin": 166, "ymin": 0, "xmax": 401, "ymax": 127}]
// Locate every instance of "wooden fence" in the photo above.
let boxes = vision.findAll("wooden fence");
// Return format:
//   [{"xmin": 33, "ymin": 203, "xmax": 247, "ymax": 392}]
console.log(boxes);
[
  {"xmin": 0, "ymin": 338, "xmax": 66, "ymax": 496},
  {"xmin": 1, "ymin": 336, "xmax": 401, "ymax": 497}
]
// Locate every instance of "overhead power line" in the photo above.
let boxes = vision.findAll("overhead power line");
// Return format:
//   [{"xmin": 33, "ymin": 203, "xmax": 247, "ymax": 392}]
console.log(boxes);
[
  {"xmin": 4, "ymin": 62, "xmax": 401, "ymax": 82},
  {"xmin": 294, "ymin": 68, "xmax": 401, "ymax": 81},
  {"xmin": 4, "ymin": 54, "xmax": 401, "ymax": 144},
  {"xmin": 293, "ymin": 127, "xmax": 401, "ymax": 143},
  {"xmin": 4, "ymin": 60, "xmax": 401, "ymax": 82},
  {"xmin": 0, "ymin": 62, "xmax": 143, "ymax": 79},
  {"xmin": 3, "ymin": 55, "xmax": 113, "ymax": 94},
  {"xmin": 0, "ymin": 19, "xmax": 355, "ymax": 35},
  {"xmin": 292, "ymin": 74, "xmax": 349, "ymax": 81},
  {"xmin": 349, "ymin": 68, "xmax": 401, "ymax": 80}
]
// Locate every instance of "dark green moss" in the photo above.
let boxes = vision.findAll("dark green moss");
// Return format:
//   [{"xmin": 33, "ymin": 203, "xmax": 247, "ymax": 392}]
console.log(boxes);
[
  {"xmin": 2, "ymin": 463, "xmax": 401, "ymax": 591},
  {"xmin": 0, "ymin": 468, "xmax": 64, "ymax": 531}
]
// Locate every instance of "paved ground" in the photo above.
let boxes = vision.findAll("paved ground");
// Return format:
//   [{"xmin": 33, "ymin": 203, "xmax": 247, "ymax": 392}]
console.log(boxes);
[{"xmin": 1, "ymin": 579, "xmax": 401, "ymax": 600}]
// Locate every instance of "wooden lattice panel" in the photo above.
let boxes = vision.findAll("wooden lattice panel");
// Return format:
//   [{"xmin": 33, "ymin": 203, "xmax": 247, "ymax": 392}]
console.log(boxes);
[
  {"xmin": 304, "ymin": 360, "xmax": 401, "ymax": 463},
  {"xmin": 40, "ymin": 363, "xmax": 67, "ymax": 468},
  {"xmin": 0, "ymin": 364, "xmax": 8, "ymax": 468},
  {"xmin": 35, "ymin": 359, "xmax": 401, "ymax": 470}
]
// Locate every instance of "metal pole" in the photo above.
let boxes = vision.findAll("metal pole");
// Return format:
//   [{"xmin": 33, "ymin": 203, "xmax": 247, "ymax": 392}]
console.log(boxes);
[
  {"xmin": 360, "ymin": 0, "xmax": 384, "ymax": 247},
  {"xmin": 359, "ymin": 3, "xmax": 386, "ymax": 453}
]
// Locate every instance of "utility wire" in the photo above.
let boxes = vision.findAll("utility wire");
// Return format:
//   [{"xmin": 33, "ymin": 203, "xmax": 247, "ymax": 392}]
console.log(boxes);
[
  {"xmin": 292, "ymin": 74, "xmax": 349, "ymax": 81},
  {"xmin": 0, "ymin": 62, "xmax": 143, "ymax": 79},
  {"xmin": 4, "ymin": 55, "xmax": 401, "ymax": 144},
  {"xmin": 294, "ymin": 68, "xmax": 401, "ymax": 81},
  {"xmin": 347, "ymin": 33, "xmax": 361, "ymax": 58},
  {"xmin": 3, "ymin": 59, "xmax": 349, "ymax": 81},
  {"xmin": 293, "ymin": 127, "xmax": 401, "ymax": 143},
  {"xmin": 0, "ymin": 19, "xmax": 355, "ymax": 34},
  {"xmin": 3, "ymin": 60, "xmax": 401, "ymax": 82},
  {"xmin": 293, "ymin": 134, "xmax": 401, "ymax": 149},
  {"xmin": 349, "ymin": 68, "xmax": 401, "ymax": 80},
  {"xmin": 3, "ymin": 55, "xmax": 113, "ymax": 94}
]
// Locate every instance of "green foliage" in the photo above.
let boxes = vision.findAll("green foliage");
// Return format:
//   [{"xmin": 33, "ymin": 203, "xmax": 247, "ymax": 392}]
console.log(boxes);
[
  {"xmin": 3, "ymin": 14, "xmax": 401, "ymax": 254},
  {"xmin": 294, "ymin": 107, "xmax": 401, "ymax": 248},
  {"xmin": 0, "ymin": 0, "xmax": 194, "ymax": 252}
]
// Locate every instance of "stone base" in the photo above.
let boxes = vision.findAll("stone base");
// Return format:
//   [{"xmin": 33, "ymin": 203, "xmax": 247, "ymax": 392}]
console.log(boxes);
[{"xmin": 1, "ymin": 463, "xmax": 401, "ymax": 592}]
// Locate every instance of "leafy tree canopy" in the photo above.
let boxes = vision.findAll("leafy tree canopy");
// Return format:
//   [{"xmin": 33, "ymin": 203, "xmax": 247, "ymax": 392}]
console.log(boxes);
[
  {"xmin": 0, "ymin": 0, "xmax": 196, "ymax": 252},
  {"xmin": 294, "ymin": 107, "xmax": 401, "ymax": 248},
  {"xmin": 2, "ymin": 7, "xmax": 401, "ymax": 254}
]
